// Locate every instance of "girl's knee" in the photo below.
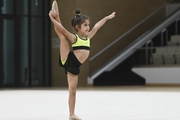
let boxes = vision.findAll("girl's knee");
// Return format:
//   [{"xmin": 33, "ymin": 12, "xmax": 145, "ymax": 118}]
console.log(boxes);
[{"xmin": 69, "ymin": 87, "xmax": 76, "ymax": 95}]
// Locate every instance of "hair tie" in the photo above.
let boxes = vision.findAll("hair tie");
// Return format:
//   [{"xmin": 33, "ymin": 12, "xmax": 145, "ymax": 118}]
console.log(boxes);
[{"xmin": 74, "ymin": 14, "xmax": 81, "ymax": 18}]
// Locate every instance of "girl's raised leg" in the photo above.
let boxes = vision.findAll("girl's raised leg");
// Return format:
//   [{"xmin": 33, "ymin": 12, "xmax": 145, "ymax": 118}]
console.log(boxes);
[
  {"xmin": 52, "ymin": 5, "xmax": 69, "ymax": 62},
  {"xmin": 58, "ymin": 34, "xmax": 70, "ymax": 62}
]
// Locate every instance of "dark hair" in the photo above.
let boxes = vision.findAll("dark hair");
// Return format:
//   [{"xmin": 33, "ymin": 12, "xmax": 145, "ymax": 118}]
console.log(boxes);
[{"xmin": 71, "ymin": 9, "xmax": 89, "ymax": 31}]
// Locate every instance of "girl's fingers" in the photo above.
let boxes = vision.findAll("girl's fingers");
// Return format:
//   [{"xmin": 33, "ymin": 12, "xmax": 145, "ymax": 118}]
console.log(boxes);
[
  {"xmin": 111, "ymin": 12, "xmax": 116, "ymax": 17},
  {"xmin": 107, "ymin": 12, "xmax": 115, "ymax": 19},
  {"xmin": 49, "ymin": 11, "xmax": 55, "ymax": 22},
  {"xmin": 49, "ymin": 10, "xmax": 56, "ymax": 18},
  {"xmin": 111, "ymin": 12, "xmax": 115, "ymax": 15},
  {"xmin": 49, "ymin": 10, "xmax": 58, "ymax": 18}
]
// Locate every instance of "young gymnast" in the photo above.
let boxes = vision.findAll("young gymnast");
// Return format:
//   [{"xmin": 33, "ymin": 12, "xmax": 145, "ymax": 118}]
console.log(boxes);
[{"xmin": 49, "ymin": 1, "xmax": 115, "ymax": 119}]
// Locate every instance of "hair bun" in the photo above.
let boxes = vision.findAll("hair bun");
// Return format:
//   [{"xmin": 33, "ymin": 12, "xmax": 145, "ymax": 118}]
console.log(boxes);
[{"xmin": 75, "ymin": 9, "xmax": 81, "ymax": 15}]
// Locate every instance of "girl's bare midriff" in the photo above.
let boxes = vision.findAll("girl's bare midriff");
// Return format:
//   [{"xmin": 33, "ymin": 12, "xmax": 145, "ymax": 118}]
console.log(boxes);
[{"xmin": 73, "ymin": 50, "xmax": 90, "ymax": 64}]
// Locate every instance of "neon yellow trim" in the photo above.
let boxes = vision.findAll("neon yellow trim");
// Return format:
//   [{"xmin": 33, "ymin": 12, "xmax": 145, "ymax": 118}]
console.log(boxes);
[{"xmin": 61, "ymin": 58, "xmax": 67, "ymax": 65}]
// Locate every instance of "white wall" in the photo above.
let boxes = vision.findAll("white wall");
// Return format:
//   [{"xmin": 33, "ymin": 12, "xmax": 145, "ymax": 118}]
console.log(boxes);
[{"xmin": 132, "ymin": 67, "xmax": 180, "ymax": 84}]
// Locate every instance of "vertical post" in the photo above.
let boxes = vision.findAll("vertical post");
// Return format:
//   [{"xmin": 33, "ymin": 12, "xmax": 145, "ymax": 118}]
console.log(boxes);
[
  {"xmin": 175, "ymin": 18, "xmax": 180, "ymax": 35},
  {"xmin": 166, "ymin": 30, "xmax": 168, "ymax": 45},
  {"xmin": 151, "ymin": 41, "xmax": 153, "ymax": 64},
  {"xmin": 0, "ymin": 10, "xmax": 3, "ymax": 87},
  {"xmin": 146, "ymin": 40, "xmax": 152, "ymax": 65},
  {"xmin": 146, "ymin": 43, "xmax": 148, "ymax": 65},
  {"xmin": 161, "ymin": 28, "xmax": 168, "ymax": 46},
  {"xmin": 28, "ymin": 0, "xmax": 32, "ymax": 87}
]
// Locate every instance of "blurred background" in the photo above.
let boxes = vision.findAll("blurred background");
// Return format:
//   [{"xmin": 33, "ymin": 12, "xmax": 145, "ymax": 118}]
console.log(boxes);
[{"xmin": 0, "ymin": 0, "xmax": 180, "ymax": 88}]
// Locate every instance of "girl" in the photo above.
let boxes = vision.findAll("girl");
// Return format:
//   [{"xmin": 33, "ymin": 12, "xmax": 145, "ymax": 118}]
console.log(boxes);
[{"xmin": 49, "ymin": 3, "xmax": 115, "ymax": 120}]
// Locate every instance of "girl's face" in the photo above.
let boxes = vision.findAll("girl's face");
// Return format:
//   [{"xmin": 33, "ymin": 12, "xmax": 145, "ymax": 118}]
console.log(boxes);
[{"xmin": 77, "ymin": 20, "xmax": 90, "ymax": 36}]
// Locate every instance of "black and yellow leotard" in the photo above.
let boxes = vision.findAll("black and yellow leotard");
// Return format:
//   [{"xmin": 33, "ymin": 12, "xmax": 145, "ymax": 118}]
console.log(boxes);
[
  {"xmin": 59, "ymin": 34, "xmax": 90, "ymax": 75},
  {"xmin": 72, "ymin": 34, "xmax": 90, "ymax": 50}
]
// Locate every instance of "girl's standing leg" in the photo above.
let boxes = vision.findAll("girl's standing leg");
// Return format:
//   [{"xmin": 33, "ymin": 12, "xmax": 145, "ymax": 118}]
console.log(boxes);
[{"xmin": 67, "ymin": 72, "xmax": 80, "ymax": 119}]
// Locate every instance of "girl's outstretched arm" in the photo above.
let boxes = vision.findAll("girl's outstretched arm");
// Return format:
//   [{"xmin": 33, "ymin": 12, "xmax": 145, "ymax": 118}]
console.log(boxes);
[
  {"xmin": 88, "ymin": 12, "xmax": 116, "ymax": 39},
  {"xmin": 49, "ymin": 10, "xmax": 76, "ymax": 43}
]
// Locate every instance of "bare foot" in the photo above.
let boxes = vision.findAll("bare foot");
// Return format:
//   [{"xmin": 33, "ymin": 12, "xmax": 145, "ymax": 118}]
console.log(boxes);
[{"xmin": 69, "ymin": 114, "xmax": 82, "ymax": 120}]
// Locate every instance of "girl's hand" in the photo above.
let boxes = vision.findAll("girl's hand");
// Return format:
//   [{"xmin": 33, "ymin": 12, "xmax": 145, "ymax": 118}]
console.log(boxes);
[
  {"xmin": 49, "ymin": 10, "xmax": 58, "ymax": 18},
  {"xmin": 49, "ymin": 10, "xmax": 55, "ymax": 21},
  {"xmin": 106, "ymin": 12, "xmax": 116, "ymax": 20}
]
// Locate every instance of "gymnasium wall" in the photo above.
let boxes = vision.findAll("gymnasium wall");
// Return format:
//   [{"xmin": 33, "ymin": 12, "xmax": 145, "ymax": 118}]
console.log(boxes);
[{"xmin": 50, "ymin": 0, "xmax": 167, "ymax": 87}]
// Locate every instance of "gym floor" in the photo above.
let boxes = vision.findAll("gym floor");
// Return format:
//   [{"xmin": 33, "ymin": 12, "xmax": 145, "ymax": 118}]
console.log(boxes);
[{"xmin": 0, "ymin": 86, "xmax": 180, "ymax": 120}]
